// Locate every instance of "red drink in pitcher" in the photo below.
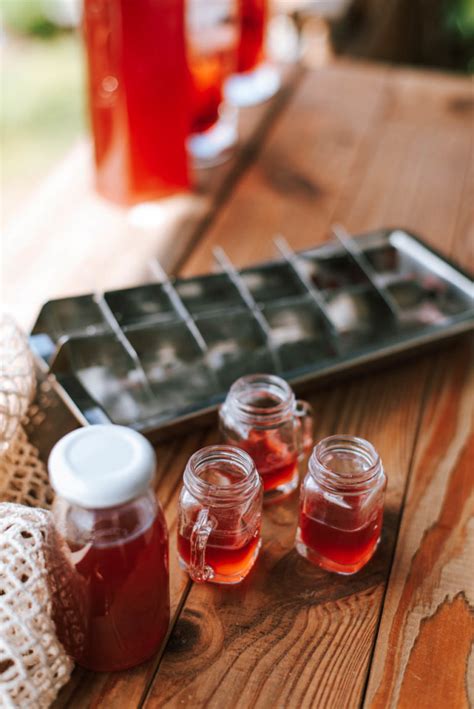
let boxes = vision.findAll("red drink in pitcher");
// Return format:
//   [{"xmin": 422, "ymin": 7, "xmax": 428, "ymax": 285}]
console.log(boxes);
[
  {"xmin": 186, "ymin": 0, "xmax": 239, "ymax": 166},
  {"xmin": 189, "ymin": 49, "xmax": 235, "ymax": 133},
  {"xmin": 237, "ymin": 0, "xmax": 267, "ymax": 73},
  {"xmin": 83, "ymin": 0, "xmax": 189, "ymax": 205}
]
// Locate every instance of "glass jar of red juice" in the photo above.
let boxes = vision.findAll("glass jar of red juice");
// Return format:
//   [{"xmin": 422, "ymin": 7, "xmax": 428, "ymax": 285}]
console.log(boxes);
[
  {"xmin": 296, "ymin": 435, "xmax": 386, "ymax": 574},
  {"xmin": 219, "ymin": 374, "xmax": 314, "ymax": 502},
  {"xmin": 83, "ymin": 0, "xmax": 190, "ymax": 205},
  {"xmin": 177, "ymin": 445, "xmax": 263, "ymax": 584},
  {"xmin": 48, "ymin": 425, "xmax": 170, "ymax": 672}
]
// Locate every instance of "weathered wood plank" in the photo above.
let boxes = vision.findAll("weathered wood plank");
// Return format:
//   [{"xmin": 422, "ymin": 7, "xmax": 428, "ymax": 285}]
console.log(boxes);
[
  {"xmin": 364, "ymin": 338, "xmax": 473, "ymax": 709},
  {"xmin": 181, "ymin": 61, "xmax": 390, "ymax": 275},
  {"xmin": 179, "ymin": 61, "xmax": 473, "ymax": 277}
]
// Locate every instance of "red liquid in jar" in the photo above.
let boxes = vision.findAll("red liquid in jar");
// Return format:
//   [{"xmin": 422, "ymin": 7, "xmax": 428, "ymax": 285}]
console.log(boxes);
[
  {"xmin": 178, "ymin": 527, "xmax": 260, "ymax": 579},
  {"xmin": 237, "ymin": 430, "xmax": 298, "ymax": 494},
  {"xmin": 237, "ymin": 0, "xmax": 266, "ymax": 73},
  {"xmin": 55, "ymin": 513, "xmax": 170, "ymax": 672},
  {"xmin": 83, "ymin": 0, "xmax": 189, "ymax": 205},
  {"xmin": 299, "ymin": 507, "xmax": 383, "ymax": 573}
]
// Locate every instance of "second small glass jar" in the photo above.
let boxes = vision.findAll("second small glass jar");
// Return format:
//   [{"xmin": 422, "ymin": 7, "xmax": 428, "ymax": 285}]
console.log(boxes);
[
  {"xmin": 219, "ymin": 374, "xmax": 314, "ymax": 502},
  {"xmin": 296, "ymin": 435, "xmax": 387, "ymax": 575},
  {"xmin": 177, "ymin": 445, "xmax": 263, "ymax": 584}
]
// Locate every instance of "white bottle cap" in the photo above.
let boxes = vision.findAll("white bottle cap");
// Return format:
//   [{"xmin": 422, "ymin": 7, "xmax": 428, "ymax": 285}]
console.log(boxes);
[{"xmin": 48, "ymin": 425, "xmax": 156, "ymax": 509}]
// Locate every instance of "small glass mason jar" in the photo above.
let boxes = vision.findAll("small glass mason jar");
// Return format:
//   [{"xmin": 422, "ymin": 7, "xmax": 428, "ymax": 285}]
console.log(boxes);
[
  {"xmin": 219, "ymin": 374, "xmax": 314, "ymax": 502},
  {"xmin": 296, "ymin": 435, "xmax": 387, "ymax": 575},
  {"xmin": 177, "ymin": 445, "xmax": 263, "ymax": 584},
  {"xmin": 49, "ymin": 425, "xmax": 170, "ymax": 672}
]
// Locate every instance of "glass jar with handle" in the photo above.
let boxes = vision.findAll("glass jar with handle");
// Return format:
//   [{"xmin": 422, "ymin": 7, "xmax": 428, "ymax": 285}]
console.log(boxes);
[
  {"xmin": 219, "ymin": 373, "xmax": 314, "ymax": 502},
  {"xmin": 177, "ymin": 445, "xmax": 263, "ymax": 584}
]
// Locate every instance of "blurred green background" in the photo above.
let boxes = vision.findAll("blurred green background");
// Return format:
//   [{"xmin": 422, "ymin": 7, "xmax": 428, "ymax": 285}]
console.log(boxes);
[
  {"xmin": 1, "ymin": 0, "xmax": 473, "ymax": 226},
  {"xmin": 1, "ymin": 0, "xmax": 84, "ymax": 224}
]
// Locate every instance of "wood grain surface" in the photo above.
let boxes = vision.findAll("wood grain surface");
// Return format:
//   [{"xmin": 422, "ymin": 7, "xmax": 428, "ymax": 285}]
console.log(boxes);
[
  {"xmin": 365, "ymin": 339, "xmax": 473, "ymax": 709},
  {"xmin": 43, "ymin": 59, "xmax": 473, "ymax": 708}
]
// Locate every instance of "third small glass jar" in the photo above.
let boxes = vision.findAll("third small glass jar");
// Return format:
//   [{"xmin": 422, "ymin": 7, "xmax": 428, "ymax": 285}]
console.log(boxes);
[
  {"xmin": 219, "ymin": 374, "xmax": 314, "ymax": 502},
  {"xmin": 296, "ymin": 435, "xmax": 386, "ymax": 574}
]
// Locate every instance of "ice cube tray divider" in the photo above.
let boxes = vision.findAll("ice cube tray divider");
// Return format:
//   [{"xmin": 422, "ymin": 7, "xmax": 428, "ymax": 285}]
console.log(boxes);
[
  {"xmin": 212, "ymin": 246, "xmax": 284, "ymax": 374},
  {"xmin": 331, "ymin": 224, "xmax": 402, "ymax": 320},
  {"xmin": 148, "ymin": 259, "xmax": 210, "ymax": 356},
  {"xmin": 95, "ymin": 294, "xmax": 157, "ymax": 400},
  {"xmin": 274, "ymin": 234, "xmax": 344, "ymax": 355}
]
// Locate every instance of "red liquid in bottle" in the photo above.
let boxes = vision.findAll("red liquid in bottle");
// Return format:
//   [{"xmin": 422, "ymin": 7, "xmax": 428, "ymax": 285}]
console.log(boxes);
[
  {"xmin": 55, "ymin": 512, "xmax": 170, "ymax": 672},
  {"xmin": 83, "ymin": 0, "xmax": 189, "ymax": 205},
  {"xmin": 237, "ymin": 0, "xmax": 267, "ymax": 73},
  {"xmin": 299, "ymin": 506, "xmax": 383, "ymax": 574},
  {"xmin": 178, "ymin": 527, "xmax": 260, "ymax": 580},
  {"xmin": 238, "ymin": 430, "xmax": 298, "ymax": 495}
]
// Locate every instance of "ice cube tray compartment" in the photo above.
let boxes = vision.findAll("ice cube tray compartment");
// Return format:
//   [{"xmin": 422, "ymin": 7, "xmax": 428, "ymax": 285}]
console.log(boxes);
[
  {"xmin": 52, "ymin": 333, "xmax": 158, "ymax": 426},
  {"xmin": 103, "ymin": 283, "xmax": 180, "ymax": 327},
  {"xmin": 195, "ymin": 308, "xmax": 276, "ymax": 389},
  {"xmin": 174, "ymin": 272, "xmax": 247, "ymax": 314},
  {"xmin": 31, "ymin": 294, "xmax": 112, "ymax": 363}
]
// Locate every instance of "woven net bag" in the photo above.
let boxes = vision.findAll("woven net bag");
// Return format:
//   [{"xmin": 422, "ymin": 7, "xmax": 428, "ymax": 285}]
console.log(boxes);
[
  {"xmin": 0, "ymin": 315, "xmax": 54, "ymax": 509},
  {"xmin": 0, "ymin": 315, "xmax": 35, "ymax": 452},
  {"xmin": 0, "ymin": 503, "xmax": 73, "ymax": 708}
]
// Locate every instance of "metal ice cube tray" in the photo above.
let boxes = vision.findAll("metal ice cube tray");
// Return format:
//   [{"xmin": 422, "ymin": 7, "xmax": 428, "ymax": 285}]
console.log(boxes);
[{"xmin": 30, "ymin": 228, "xmax": 473, "ymax": 440}]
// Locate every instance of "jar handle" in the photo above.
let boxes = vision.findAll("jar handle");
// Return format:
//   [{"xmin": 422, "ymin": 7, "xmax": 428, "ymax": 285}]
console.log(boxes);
[
  {"xmin": 294, "ymin": 399, "xmax": 314, "ymax": 461},
  {"xmin": 189, "ymin": 508, "xmax": 216, "ymax": 583}
]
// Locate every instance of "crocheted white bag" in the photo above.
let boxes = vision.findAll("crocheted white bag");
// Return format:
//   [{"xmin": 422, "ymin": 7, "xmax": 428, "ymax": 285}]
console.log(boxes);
[
  {"xmin": 0, "ymin": 315, "xmax": 35, "ymax": 453},
  {"xmin": 0, "ymin": 314, "xmax": 54, "ymax": 509},
  {"xmin": 0, "ymin": 503, "xmax": 73, "ymax": 708}
]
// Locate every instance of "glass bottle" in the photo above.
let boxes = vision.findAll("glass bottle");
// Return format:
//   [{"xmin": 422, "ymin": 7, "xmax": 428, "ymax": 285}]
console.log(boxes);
[
  {"xmin": 186, "ymin": 0, "xmax": 239, "ymax": 167},
  {"xmin": 177, "ymin": 445, "xmax": 263, "ymax": 584},
  {"xmin": 83, "ymin": 0, "xmax": 189, "ymax": 205},
  {"xmin": 219, "ymin": 374, "xmax": 314, "ymax": 502},
  {"xmin": 48, "ymin": 425, "xmax": 170, "ymax": 672},
  {"xmin": 225, "ymin": 0, "xmax": 281, "ymax": 107},
  {"xmin": 296, "ymin": 435, "xmax": 387, "ymax": 575}
]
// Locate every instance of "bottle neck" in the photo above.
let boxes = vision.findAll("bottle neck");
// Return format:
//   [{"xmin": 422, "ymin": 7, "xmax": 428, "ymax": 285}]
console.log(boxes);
[
  {"xmin": 309, "ymin": 435, "xmax": 383, "ymax": 495},
  {"xmin": 223, "ymin": 373, "xmax": 295, "ymax": 427},
  {"xmin": 183, "ymin": 445, "xmax": 260, "ymax": 507}
]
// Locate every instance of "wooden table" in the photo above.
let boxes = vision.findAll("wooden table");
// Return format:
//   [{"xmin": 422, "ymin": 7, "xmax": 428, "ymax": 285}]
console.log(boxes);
[{"xmin": 23, "ymin": 59, "xmax": 473, "ymax": 708}]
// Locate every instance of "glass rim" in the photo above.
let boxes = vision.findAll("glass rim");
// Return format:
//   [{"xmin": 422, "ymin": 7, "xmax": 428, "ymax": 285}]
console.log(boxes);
[
  {"xmin": 310, "ymin": 434, "xmax": 383, "ymax": 492},
  {"xmin": 184, "ymin": 444, "xmax": 260, "ymax": 505},
  {"xmin": 226, "ymin": 373, "xmax": 295, "ymax": 424}
]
